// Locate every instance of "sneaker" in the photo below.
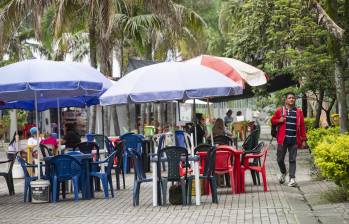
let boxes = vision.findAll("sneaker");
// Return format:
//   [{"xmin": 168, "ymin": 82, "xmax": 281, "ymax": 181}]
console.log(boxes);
[
  {"xmin": 278, "ymin": 173, "xmax": 286, "ymax": 184},
  {"xmin": 288, "ymin": 178, "xmax": 297, "ymax": 187}
]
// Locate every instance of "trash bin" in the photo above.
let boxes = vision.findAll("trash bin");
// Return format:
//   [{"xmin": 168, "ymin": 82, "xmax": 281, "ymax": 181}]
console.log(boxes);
[{"xmin": 30, "ymin": 180, "xmax": 50, "ymax": 203}]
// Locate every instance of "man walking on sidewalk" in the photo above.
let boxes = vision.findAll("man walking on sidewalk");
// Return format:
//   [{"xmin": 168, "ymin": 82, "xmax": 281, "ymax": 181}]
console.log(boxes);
[{"xmin": 271, "ymin": 92, "xmax": 307, "ymax": 187}]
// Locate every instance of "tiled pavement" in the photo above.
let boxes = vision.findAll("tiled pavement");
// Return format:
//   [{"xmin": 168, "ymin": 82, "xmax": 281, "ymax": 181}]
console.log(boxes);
[{"xmin": 0, "ymin": 138, "xmax": 347, "ymax": 223}]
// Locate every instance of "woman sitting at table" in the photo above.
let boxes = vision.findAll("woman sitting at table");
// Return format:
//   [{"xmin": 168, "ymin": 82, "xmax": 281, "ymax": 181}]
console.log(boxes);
[
  {"xmin": 62, "ymin": 130, "xmax": 81, "ymax": 150},
  {"xmin": 211, "ymin": 118, "xmax": 233, "ymax": 138}
]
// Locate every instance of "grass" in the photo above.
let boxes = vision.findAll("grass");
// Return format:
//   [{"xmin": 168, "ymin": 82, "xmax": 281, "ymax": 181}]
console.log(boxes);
[{"xmin": 321, "ymin": 186, "xmax": 349, "ymax": 203}]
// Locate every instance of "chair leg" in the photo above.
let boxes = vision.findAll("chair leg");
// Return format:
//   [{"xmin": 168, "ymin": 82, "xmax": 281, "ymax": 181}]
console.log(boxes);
[
  {"xmin": 24, "ymin": 180, "xmax": 29, "ymax": 202},
  {"xmin": 101, "ymin": 177, "xmax": 109, "ymax": 198},
  {"xmin": 123, "ymin": 153, "xmax": 128, "ymax": 175},
  {"xmin": 115, "ymin": 168, "xmax": 120, "ymax": 190},
  {"xmin": 209, "ymin": 177, "xmax": 218, "ymax": 203},
  {"xmin": 133, "ymin": 182, "xmax": 141, "ymax": 206},
  {"xmin": 180, "ymin": 180, "xmax": 187, "ymax": 205},
  {"xmin": 122, "ymin": 168, "xmax": 126, "ymax": 189},
  {"xmin": 261, "ymin": 169, "xmax": 268, "ymax": 192},
  {"xmin": 251, "ymin": 170, "xmax": 257, "ymax": 185},
  {"xmin": 72, "ymin": 176, "xmax": 79, "ymax": 201},
  {"xmin": 52, "ymin": 177, "xmax": 57, "ymax": 203},
  {"xmin": 230, "ymin": 170, "xmax": 235, "ymax": 194},
  {"xmin": 161, "ymin": 179, "xmax": 168, "ymax": 205},
  {"xmin": 187, "ymin": 178, "xmax": 192, "ymax": 205},
  {"xmin": 241, "ymin": 169, "xmax": 245, "ymax": 193},
  {"xmin": 108, "ymin": 175, "xmax": 114, "ymax": 198}
]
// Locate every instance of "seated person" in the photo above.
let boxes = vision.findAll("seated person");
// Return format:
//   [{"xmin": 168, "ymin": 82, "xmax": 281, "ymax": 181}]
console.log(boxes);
[
  {"xmin": 190, "ymin": 113, "xmax": 207, "ymax": 145},
  {"xmin": 235, "ymin": 111, "xmax": 245, "ymax": 122},
  {"xmin": 62, "ymin": 130, "xmax": 81, "ymax": 150},
  {"xmin": 211, "ymin": 118, "xmax": 233, "ymax": 138},
  {"xmin": 41, "ymin": 133, "xmax": 58, "ymax": 154},
  {"xmin": 27, "ymin": 127, "xmax": 41, "ymax": 148}
]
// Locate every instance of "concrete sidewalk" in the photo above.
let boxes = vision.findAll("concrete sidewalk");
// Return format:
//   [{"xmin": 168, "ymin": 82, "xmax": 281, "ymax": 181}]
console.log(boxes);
[{"xmin": 0, "ymin": 133, "xmax": 347, "ymax": 223}]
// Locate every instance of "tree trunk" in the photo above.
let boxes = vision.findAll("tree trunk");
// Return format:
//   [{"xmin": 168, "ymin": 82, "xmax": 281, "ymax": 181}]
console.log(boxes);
[
  {"xmin": 313, "ymin": 90, "xmax": 324, "ymax": 128},
  {"xmin": 326, "ymin": 0, "xmax": 349, "ymax": 133},
  {"xmin": 111, "ymin": 105, "xmax": 120, "ymax": 136},
  {"xmin": 88, "ymin": 11, "xmax": 97, "ymax": 133},
  {"xmin": 302, "ymin": 93, "xmax": 308, "ymax": 117},
  {"xmin": 309, "ymin": 0, "xmax": 344, "ymax": 40},
  {"xmin": 324, "ymin": 99, "xmax": 336, "ymax": 126}
]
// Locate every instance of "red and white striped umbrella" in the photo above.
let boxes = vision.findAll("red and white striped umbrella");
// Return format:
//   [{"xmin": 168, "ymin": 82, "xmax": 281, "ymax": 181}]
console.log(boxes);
[{"xmin": 185, "ymin": 55, "xmax": 267, "ymax": 88}]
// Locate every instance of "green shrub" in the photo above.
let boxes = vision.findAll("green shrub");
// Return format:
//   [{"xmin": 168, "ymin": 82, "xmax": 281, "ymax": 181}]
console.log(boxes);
[
  {"xmin": 314, "ymin": 135, "xmax": 349, "ymax": 193},
  {"xmin": 307, "ymin": 126, "xmax": 339, "ymax": 150},
  {"xmin": 304, "ymin": 117, "xmax": 316, "ymax": 131}
]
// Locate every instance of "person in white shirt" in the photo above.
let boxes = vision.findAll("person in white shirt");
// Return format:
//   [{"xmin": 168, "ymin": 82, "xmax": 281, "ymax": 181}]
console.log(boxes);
[{"xmin": 236, "ymin": 111, "xmax": 245, "ymax": 122}]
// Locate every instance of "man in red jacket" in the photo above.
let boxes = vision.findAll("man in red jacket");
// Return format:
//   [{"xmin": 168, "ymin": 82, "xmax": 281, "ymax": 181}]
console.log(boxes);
[{"xmin": 271, "ymin": 92, "xmax": 307, "ymax": 187}]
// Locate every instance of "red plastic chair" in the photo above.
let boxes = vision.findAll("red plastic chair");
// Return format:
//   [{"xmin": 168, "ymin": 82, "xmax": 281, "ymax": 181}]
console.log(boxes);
[
  {"xmin": 240, "ymin": 148, "xmax": 268, "ymax": 192},
  {"xmin": 215, "ymin": 146, "xmax": 236, "ymax": 193}
]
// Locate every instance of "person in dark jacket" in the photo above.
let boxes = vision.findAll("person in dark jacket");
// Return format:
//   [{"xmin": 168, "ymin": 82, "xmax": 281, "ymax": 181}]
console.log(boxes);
[{"xmin": 190, "ymin": 113, "xmax": 207, "ymax": 145}]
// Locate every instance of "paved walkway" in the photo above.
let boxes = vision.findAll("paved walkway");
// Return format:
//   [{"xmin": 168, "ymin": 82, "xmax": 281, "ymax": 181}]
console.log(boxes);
[{"xmin": 0, "ymin": 128, "xmax": 347, "ymax": 223}]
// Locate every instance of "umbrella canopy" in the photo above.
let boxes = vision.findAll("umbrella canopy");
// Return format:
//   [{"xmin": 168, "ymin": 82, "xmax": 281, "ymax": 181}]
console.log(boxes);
[
  {"xmin": 100, "ymin": 62, "xmax": 243, "ymax": 105},
  {"xmin": 0, "ymin": 59, "xmax": 111, "ymax": 102},
  {"xmin": 185, "ymin": 55, "xmax": 267, "ymax": 87},
  {"xmin": 0, "ymin": 95, "xmax": 101, "ymax": 111}
]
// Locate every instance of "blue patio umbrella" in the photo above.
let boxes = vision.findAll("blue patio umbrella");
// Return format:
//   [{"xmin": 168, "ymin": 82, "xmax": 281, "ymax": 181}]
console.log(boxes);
[{"xmin": 0, "ymin": 59, "xmax": 112, "ymax": 179}]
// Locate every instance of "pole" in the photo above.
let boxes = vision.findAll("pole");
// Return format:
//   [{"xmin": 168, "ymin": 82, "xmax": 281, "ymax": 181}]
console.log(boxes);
[
  {"xmin": 207, "ymin": 98, "xmax": 214, "ymax": 146},
  {"xmin": 34, "ymin": 92, "xmax": 40, "ymax": 179},
  {"xmin": 57, "ymin": 98, "xmax": 61, "ymax": 154},
  {"xmin": 193, "ymin": 99, "xmax": 197, "ymax": 147}
]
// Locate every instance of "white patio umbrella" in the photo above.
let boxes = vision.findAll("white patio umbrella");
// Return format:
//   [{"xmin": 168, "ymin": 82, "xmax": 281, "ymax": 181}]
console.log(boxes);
[
  {"xmin": 0, "ymin": 59, "xmax": 111, "ymax": 179},
  {"xmin": 100, "ymin": 62, "xmax": 243, "ymax": 105},
  {"xmin": 185, "ymin": 55, "xmax": 267, "ymax": 88}
]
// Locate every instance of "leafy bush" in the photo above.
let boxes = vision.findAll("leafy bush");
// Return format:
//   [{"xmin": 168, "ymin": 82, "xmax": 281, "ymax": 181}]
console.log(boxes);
[
  {"xmin": 314, "ymin": 135, "xmax": 349, "ymax": 194},
  {"xmin": 304, "ymin": 117, "xmax": 316, "ymax": 131},
  {"xmin": 307, "ymin": 126, "xmax": 339, "ymax": 150},
  {"xmin": 331, "ymin": 114, "xmax": 339, "ymax": 126}
]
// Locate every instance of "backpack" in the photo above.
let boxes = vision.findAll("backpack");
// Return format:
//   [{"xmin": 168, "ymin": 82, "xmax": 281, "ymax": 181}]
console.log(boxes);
[
  {"xmin": 271, "ymin": 107, "xmax": 285, "ymax": 138},
  {"xmin": 169, "ymin": 184, "xmax": 183, "ymax": 205}
]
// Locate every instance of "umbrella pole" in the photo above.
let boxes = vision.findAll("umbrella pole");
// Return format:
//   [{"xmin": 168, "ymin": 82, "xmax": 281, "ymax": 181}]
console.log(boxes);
[
  {"xmin": 57, "ymin": 98, "xmax": 61, "ymax": 154},
  {"xmin": 193, "ymin": 99, "xmax": 197, "ymax": 147},
  {"xmin": 102, "ymin": 106, "xmax": 105, "ymax": 137},
  {"xmin": 34, "ymin": 91, "xmax": 41, "ymax": 179},
  {"xmin": 207, "ymin": 98, "xmax": 214, "ymax": 146}
]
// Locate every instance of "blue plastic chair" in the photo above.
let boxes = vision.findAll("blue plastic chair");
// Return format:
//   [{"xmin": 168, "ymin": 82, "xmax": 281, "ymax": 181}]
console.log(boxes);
[
  {"xmin": 89, "ymin": 150, "xmax": 117, "ymax": 198},
  {"xmin": 17, "ymin": 156, "xmax": 38, "ymax": 202},
  {"xmin": 129, "ymin": 148, "xmax": 152, "ymax": 206},
  {"xmin": 120, "ymin": 133, "xmax": 144, "ymax": 174},
  {"xmin": 49, "ymin": 155, "xmax": 81, "ymax": 202}
]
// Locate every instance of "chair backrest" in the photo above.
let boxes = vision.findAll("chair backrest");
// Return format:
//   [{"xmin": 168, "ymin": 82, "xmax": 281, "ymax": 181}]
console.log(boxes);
[
  {"xmin": 208, "ymin": 135, "xmax": 234, "ymax": 146},
  {"xmin": 158, "ymin": 146, "xmax": 189, "ymax": 181},
  {"xmin": 93, "ymin": 134, "xmax": 108, "ymax": 149},
  {"xmin": 40, "ymin": 144, "xmax": 53, "ymax": 157},
  {"xmin": 65, "ymin": 151, "xmax": 83, "ymax": 156},
  {"xmin": 50, "ymin": 155, "xmax": 81, "ymax": 180},
  {"xmin": 215, "ymin": 151, "xmax": 232, "ymax": 171},
  {"xmin": 17, "ymin": 156, "xmax": 31, "ymax": 177},
  {"xmin": 129, "ymin": 148, "xmax": 147, "ymax": 181},
  {"xmin": 75, "ymin": 141, "xmax": 98, "ymax": 153},
  {"xmin": 104, "ymin": 151, "xmax": 117, "ymax": 174},
  {"xmin": 113, "ymin": 141, "xmax": 124, "ymax": 169},
  {"xmin": 120, "ymin": 133, "xmax": 144, "ymax": 154},
  {"xmin": 194, "ymin": 144, "xmax": 211, "ymax": 155},
  {"xmin": 242, "ymin": 129, "xmax": 259, "ymax": 152},
  {"xmin": 215, "ymin": 145, "xmax": 234, "ymax": 171},
  {"xmin": 203, "ymin": 146, "xmax": 216, "ymax": 177}
]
